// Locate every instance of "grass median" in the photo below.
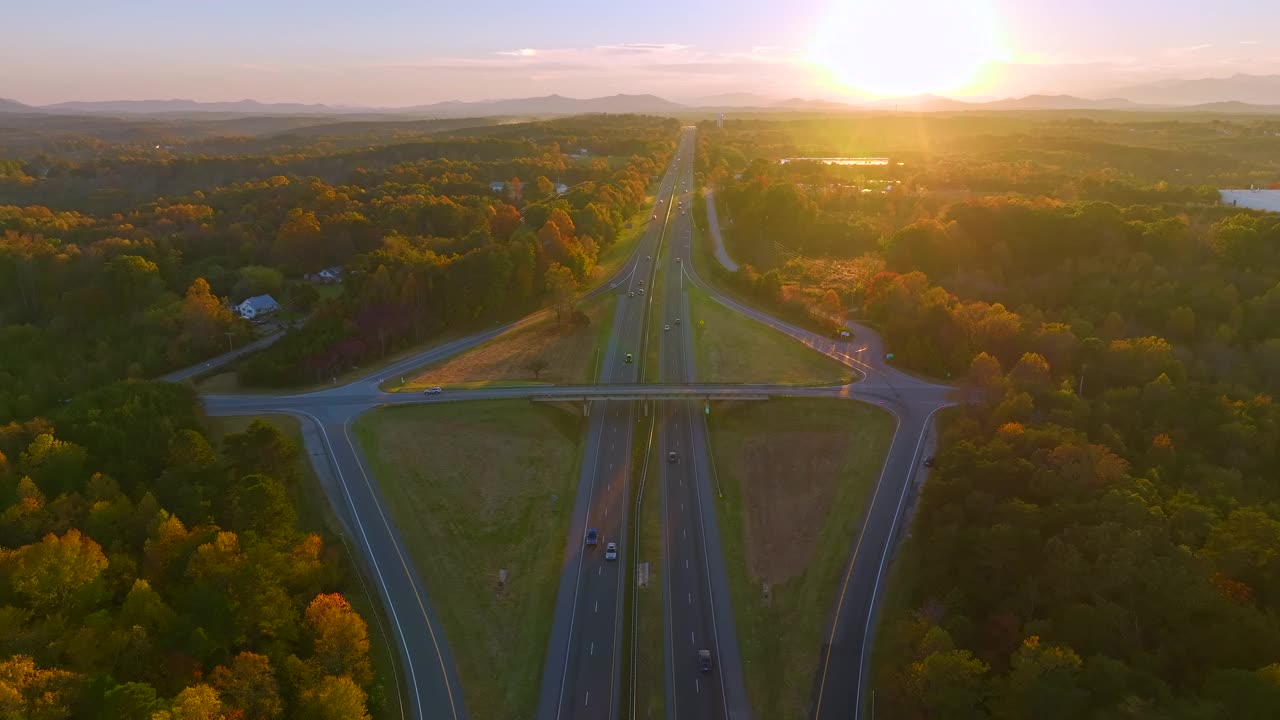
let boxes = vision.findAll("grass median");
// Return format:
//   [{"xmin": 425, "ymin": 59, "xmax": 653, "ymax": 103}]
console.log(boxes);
[
  {"xmin": 687, "ymin": 282, "xmax": 851, "ymax": 385},
  {"xmin": 202, "ymin": 414, "xmax": 404, "ymax": 720},
  {"xmin": 352, "ymin": 401, "xmax": 584, "ymax": 720},
  {"xmin": 620, "ymin": 414, "xmax": 665, "ymax": 720},
  {"xmin": 707, "ymin": 398, "xmax": 895, "ymax": 718}
]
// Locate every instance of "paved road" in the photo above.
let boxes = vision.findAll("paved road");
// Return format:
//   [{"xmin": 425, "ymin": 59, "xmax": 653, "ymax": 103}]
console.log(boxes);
[
  {"xmin": 657, "ymin": 140, "xmax": 752, "ymax": 720},
  {"xmin": 536, "ymin": 129, "xmax": 692, "ymax": 720},
  {"xmin": 702, "ymin": 189, "xmax": 738, "ymax": 273},
  {"xmin": 694, "ymin": 188, "xmax": 953, "ymax": 720},
  {"xmin": 159, "ymin": 329, "xmax": 284, "ymax": 382}
]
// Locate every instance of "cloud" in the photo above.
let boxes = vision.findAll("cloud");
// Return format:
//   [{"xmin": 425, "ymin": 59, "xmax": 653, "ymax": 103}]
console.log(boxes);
[
  {"xmin": 1240, "ymin": 40, "xmax": 1262, "ymax": 45},
  {"xmin": 496, "ymin": 48, "xmax": 538, "ymax": 57},
  {"xmin": 1165, "ymin": 43, "xmax": 1213, "ymax": 57}
]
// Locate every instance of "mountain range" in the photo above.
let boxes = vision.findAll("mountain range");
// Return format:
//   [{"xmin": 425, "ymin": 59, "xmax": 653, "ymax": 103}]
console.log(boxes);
[{"xmin": 5, "ymin": 74, "xmax": 1280, "ymax": 117}]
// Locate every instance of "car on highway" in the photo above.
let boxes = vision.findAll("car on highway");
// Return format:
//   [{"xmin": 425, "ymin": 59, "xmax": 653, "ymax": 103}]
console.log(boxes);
[
  {"xmin": 664, "ymin": 324, "xmax": 670, "ymax": 331},
  {"xmin": 605, "ymin": 542, "xmax": 618, "ymax": 561},
  {"xmin": 675, "ymin": 318, "xmax": 681, "ymax": 325},
  {"xmin": 585, "ymin": 528, "xmax": 599, "ymax": 546},
  {"xmin": 668, "ymin": 451, "xmax": 678, "ymax": 463},
  {"xmin": 646, "ymin": 255, "xmax": 651, "ymax": 260},
  {"xmin": 628, "ymin": 291, "xmax": 634, "ymax": 297},
  {"xmin": 699, "ymin": 649, "xmax": 712, "ymax": 672},
  {"xmin": 423, "ymin": 386, "xmax": 443, "ymax": 395},
  {"xmin": 676, "ymin": 257, "xmax": 682, "ymax": 263},
  {"xmin": 639, "ymin": 279, "xmax": 644, "ymax": 285},
  {"xmin": 639, "ymin": 288, "xmax": 645, "ymax": 295},
  {"xmin": 924, "ymin": 456, "xmax": 936, "ymax": 467},
  {"xmin": 625, "ymin": 353, "xmax": 633, "ymax": 364}
]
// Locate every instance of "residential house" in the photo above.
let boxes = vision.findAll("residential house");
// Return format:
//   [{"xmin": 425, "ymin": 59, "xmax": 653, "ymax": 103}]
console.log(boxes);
[
  {"xmin": 489, "ymin": 181, "xmax": 506, "ymax": 193},
  {"xmin": 554, "ymin": 183, "xmax": 569, "ymax": 195},
  {"xmin": 236, "ymin": 294, "xmax": 281, "ymax": 321},
  {"xmin": 307, "ymin": 265, "xmax": 344, "ymax": 284}
]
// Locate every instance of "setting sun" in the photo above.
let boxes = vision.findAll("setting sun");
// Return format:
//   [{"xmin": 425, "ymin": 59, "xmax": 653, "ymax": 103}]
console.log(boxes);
[{"xmin": 807, "ymin": 0, "xmax": 1005, "ymax": 97}]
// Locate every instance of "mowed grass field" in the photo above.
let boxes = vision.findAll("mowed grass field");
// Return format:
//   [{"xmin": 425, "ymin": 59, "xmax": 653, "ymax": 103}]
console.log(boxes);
[
  {"xmin": 687, "ymin": 282, "xmax": 851, "ymax": 385},
  {"xmin": 393, "ymin": 292, "xmax": 616, "ymax": 390},
  {"xmin": 202, "ymin": 414, "xmax": 405, "ymax": 720},
  {"xmin": 707, "ymin": 399, "xmax": 895, "ymax": 718},
  {"xmin": 353, "ymin": 401, "xmax": 584, "ymax": 720}
]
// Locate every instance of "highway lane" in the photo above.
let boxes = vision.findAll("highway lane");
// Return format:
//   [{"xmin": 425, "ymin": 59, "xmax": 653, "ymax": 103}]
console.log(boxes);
[
  {"xmin": 656, "ymin": 140, "xmax": 752, "ymax": 720},
  {"xmin": 537, "ymin": 129, "xmax": 693, "ymax": 720}
]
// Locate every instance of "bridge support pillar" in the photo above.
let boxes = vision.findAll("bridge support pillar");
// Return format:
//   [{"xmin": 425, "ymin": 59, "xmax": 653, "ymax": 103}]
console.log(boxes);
[{"xmin": 583, "ymin": 401, "xmax": 590, "ymax": 417}]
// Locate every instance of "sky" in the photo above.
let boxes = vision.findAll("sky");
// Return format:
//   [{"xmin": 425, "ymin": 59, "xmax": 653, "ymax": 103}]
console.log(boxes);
[{"xmin": 4, "ymin": 0, "xmax": 1280, "ymax": 105}]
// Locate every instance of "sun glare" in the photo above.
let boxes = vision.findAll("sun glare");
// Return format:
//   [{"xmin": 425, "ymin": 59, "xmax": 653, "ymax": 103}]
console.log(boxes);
[{"xmin": 807, "ymin": 0, "xmax": 1004, "ymax": 97}]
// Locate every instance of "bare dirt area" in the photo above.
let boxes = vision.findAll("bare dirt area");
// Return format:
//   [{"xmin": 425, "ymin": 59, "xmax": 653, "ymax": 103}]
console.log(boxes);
[
  {"xmin": 401, "ymin": 294, "xmax": 615, "ymax": 388},
  {"xmin": 736, "ymin": 432, "xmax": 852, "ymax": 584}
]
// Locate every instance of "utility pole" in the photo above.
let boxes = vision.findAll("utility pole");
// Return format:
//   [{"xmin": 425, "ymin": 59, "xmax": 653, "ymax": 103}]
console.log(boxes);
[
  {"xmin": 1078, "ymin": 364, "xmax": 1086, "ymax": 396},
  {"xmin": 225, "ymin": 332, "xmax": 234, "ymax": 354}
]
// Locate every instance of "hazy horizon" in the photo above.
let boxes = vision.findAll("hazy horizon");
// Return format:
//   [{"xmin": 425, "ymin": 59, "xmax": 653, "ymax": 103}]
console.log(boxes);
[{"xmin": 5, "ymin": 0, "xmax": 1280, "ymax": 106}]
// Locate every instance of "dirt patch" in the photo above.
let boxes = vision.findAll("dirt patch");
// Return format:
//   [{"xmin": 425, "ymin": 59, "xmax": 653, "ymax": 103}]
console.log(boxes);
[
  {"xmin": 406, "ymin": 295, "xmax": 613, "ymax": 387},
  {"xmin": 736, "ymin": 431, "xmax": 851, "ymax": 584}
]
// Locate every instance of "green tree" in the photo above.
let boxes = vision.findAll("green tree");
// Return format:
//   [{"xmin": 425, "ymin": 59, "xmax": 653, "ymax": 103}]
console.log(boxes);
[{"xmin": 102, "ymin": 682, "xmax": 165, "ymax": 720}]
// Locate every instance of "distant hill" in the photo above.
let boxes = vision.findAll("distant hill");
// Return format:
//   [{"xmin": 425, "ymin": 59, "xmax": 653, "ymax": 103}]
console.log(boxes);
[
  {"xmin": 770, "ymin": 97, "xmax": 861, "ymax": 111},
  {"xmin": 1108, "ymin": 73, "xmax": 1280, "ymax": 106},
  {"xmin": 401, "ymin": 93, "xmax": 686, "ymax": 116},
  {"xmin": 0, "ymin": 98, "xmax": 36, "ymax": 113},
  {"xmin": 980, "ymin": 94, "xmax": 1139, "ymax": 111},
  {"xmin": 867, "ymin": 94, "xmax": 974, "ymax": 111},
  {"xmin": 683, "ymin": 92, "xmax": 779, "ymax": 108},
  {"xmin": 41, "ymin": 98, "xmax": 361, "ymax": 115},
  {"xmin": 1182, "ymin": 100, "xmax": 1280, "ymax": 113}
]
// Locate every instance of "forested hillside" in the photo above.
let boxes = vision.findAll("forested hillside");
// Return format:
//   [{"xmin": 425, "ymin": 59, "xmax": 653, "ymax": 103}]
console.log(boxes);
[
  {"xmin": 701, "ymin": 115, "xmax": 1280, "ymax": 717},
  {"xmin": 0, "ymin": 114, "xmax": 677, "ymax": 716},
  {"xmin": 0, "ymin": 115, "xmax": 676, "ymax": 417}
]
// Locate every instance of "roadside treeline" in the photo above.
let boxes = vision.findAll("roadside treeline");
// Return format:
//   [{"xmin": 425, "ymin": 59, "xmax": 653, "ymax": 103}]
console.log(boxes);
[
  {"xmin": 0, "ymin": 115, "xmax": 676, "ymax": 418},
  {"xmin": 0, "ymin": 381, "xmax": 380, "ymax": 718}
]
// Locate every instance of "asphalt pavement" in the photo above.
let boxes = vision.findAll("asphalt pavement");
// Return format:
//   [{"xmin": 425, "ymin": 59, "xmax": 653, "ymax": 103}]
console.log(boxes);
[
  {"xmin": 656, "ymin": 143, "xmax": 752, "ymax": 720},
  {"xmin": 536, "ymin": 129, "xmax": 693, "ymax": 720}
]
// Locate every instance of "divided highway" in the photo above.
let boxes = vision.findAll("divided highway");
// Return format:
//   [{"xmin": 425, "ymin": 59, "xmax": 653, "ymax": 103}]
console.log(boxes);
[
  {"xmin": 536, "ymin": 130, "xmax": 693, "ymax": 720},
  {"xmin": 196, "ymin": 125, "xmax": 957, "ymax": 720}
]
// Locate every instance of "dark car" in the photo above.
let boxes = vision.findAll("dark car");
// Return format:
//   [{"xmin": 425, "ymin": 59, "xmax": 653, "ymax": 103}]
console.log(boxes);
[
  {"xmin": 923, "ymin": 456, "xmax": 936, "ymax": 468},
  {"xmin": 668, "ymin": 451, "xmax": 678, "ymax": 463},
  {"xmin": 585, "ymin": 528, "xmax": 599, "ymax": 546},
  {"xmin": 699, "ymin": 649, "xmax": 712, "ymax": 672}
]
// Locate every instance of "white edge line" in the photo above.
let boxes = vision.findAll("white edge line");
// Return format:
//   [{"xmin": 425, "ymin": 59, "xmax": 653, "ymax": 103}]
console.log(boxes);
[{"xmin": 291, "ymin": 409, "xmax": 430, "ymax": 720}]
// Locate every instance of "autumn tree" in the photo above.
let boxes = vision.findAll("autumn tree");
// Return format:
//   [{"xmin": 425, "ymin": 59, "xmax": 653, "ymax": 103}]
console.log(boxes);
[
  {"xmin": 296, "ymin": 675, "xmax": 370, "ymax": 720},
  {"xmin": 10, "ymin": 529, "xmax": 108, "ymax": 611},
  {"xmin": 545, "ymin": 263, "xmax": 577, "ymax": 325},
  {"xmin": 305, "ymin": 594, "xmax": 372, "ymax": 686},
  {"xmin": 180, "ymin": 278, "xmax": 238, "ymax": 355},
  {"xmin": 210, "ymin": 651, "xmax": 283, "ymax": 720}
]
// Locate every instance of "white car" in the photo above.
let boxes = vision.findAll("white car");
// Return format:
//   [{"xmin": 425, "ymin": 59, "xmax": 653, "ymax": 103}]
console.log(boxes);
[
  {"xmin": 628, "ymin": 291, "xmax": 635, "ymax": 297},
  {"xmin": 605, "ymin": 542, "xmax": 618, "ymax": 561},
  {"xmin": 424, "ymin": 386, "xmax": 443, "ymax": 395},
  {"xmin": 639, "ymin": 288, "xmax": 645, "ymax": 295},
  {"xmin": 664, "ymin": 324, "xmax": 670, "ymax": 331},
  {"xmin": 676, "ymin": 257, "xmax": 682, "ymax": 263}
]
